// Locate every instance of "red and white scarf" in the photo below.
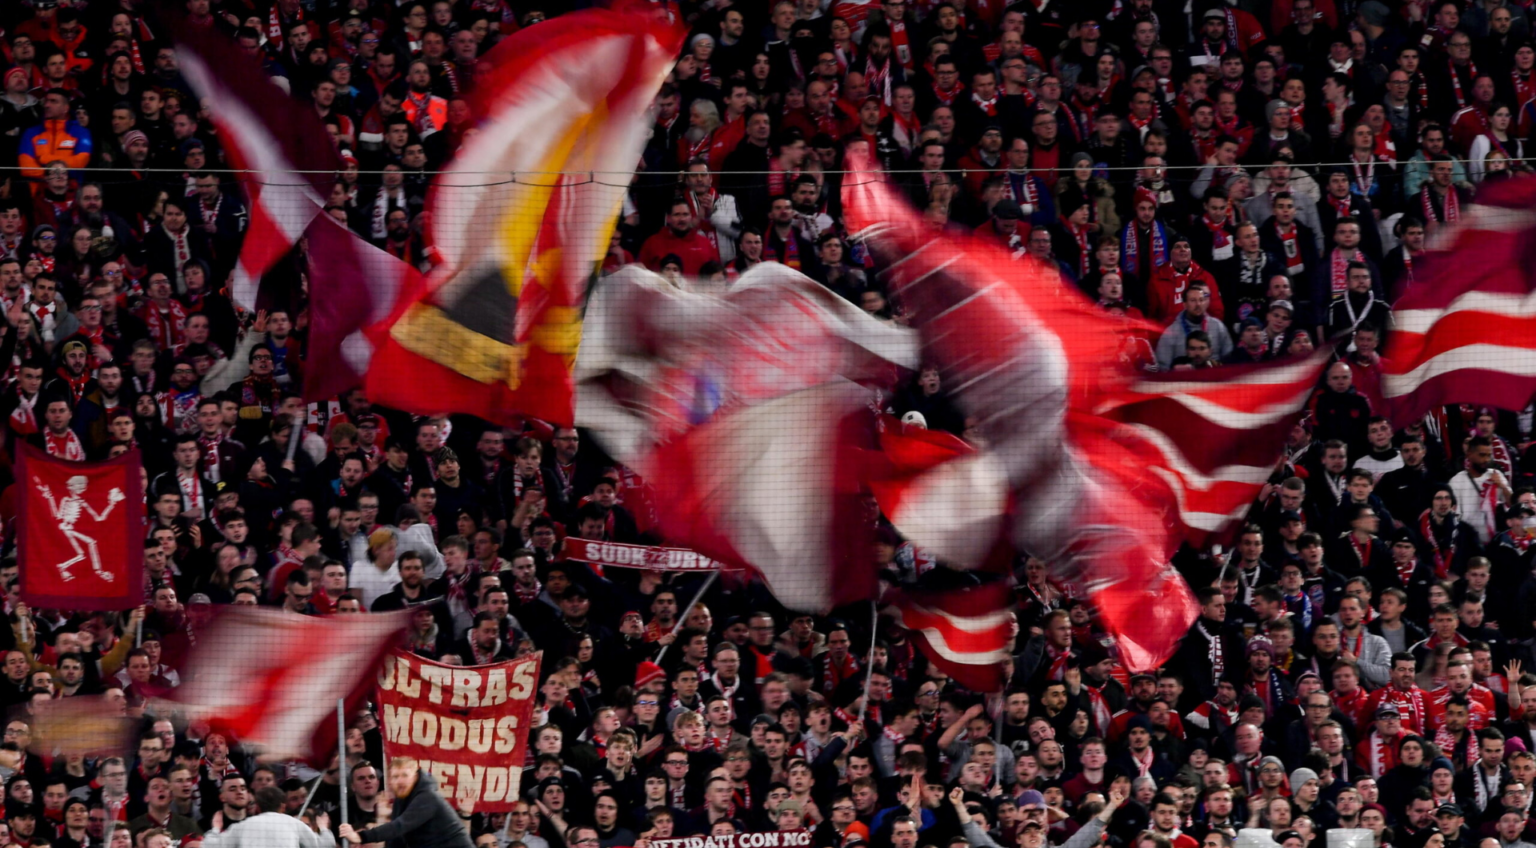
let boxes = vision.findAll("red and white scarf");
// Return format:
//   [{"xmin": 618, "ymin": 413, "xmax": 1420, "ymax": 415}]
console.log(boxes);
[
  {"xmin": 1061, "ymin": 216, "xmax": 1092, "ymax": 277},
  {"xmin": 1045, "ymin": 643, "xmax": 1072, "ymax": 681},
  {"xmin": 1328, "ymin": 248, "xmax": 1363, "ymax": 301},
  {"xmin": 1276, "ymin": 222, "xmax": 1303, "ymax": 273},
  {"xmin": 1449, "ymin": 59, "xmax": 1479, "ymax": 108},
  {"xmin": 1422, "ymin": 183, "xmax": 1460, "ymax": 225},
  {"xmin": 45, "ymin": 428, "xmax": 85, "ymax": 461},
  {"xmin": 1420, "ymin": 510, "xmax": 1456, "ymax": 578}
]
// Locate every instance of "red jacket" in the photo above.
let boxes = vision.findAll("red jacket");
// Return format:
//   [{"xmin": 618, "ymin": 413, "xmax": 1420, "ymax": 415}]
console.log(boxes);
[
  {"xmin": 1145, "ymin": 261, "xmax": 1223, "ymax": 325},
  {"xmin": 638, "ymin": 228, "xmax": 720, "ymax": 275}
]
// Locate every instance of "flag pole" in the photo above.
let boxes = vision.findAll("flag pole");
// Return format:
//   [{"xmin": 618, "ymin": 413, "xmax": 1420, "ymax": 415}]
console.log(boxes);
[
  {"xmin": 338, "ymin": 698, "xmax": 349, "ymax": 828},
  {"xmin": 296, "ymin": 774, "xmax": 325, "ymax": 819},
  {"xmin": 654, "ymin": 570, "xmax": 719, "ymax": 666},
  {"xmin": 858, "ymin": 601, "xmax": 879, "ymax": 723}
]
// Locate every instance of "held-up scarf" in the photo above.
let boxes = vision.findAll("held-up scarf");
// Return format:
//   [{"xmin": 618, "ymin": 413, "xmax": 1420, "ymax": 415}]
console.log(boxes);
[
  {"xmin": 45, "ymin": 428, "xmax": 85, "ymax": 461},
  {"xmin": 1329, "ymin": 248, "xmax": 1364, "ymax": 302},
  {"xmin": 1045, "ymin": 643, "xmax": 1072, "ymax": 681},
  {"xmin": 889, "ymin": 20, "xmax": 913, "ymax": 70},
  {"xmin": 1420, "ymin": 510, "xmax": 1456, "ymax": 578},
  {"xmin": 1364, "ymin": 730, "xmax": 1400, "ymax": 777},
  {"xmin": 1276, "ymin": 222, "xmax": 1304, "ymax": 273}
]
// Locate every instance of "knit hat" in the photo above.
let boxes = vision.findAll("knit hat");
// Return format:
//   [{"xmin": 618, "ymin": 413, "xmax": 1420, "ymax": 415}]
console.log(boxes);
[
  {"xmin": 1429, "ymin": 757, "xmax": 1455, "ymax": 775},
  {"xmin": 1247, "ymin": 634, "xmax": 1277, "ymax": 659},
  {"xmin": 635, "ymin": 661, "xmax": 665, "ymax": 689},
  {"xmin": 1264, "ymin": 99, "xmax": 1288, "ymax": 124},
  {"xmin": 1258, "ymin": 755, "xmax": 1285, "ymax": 775},
  {"xmin": 1359, "ymin": 1, "xmax": 1390, "ymax": 26},
  {"xmin": 1288, "ymin": 767, "xmax": 1318, "ymax": 794},
  {"xmin": 121, "ymin": 130, "xmax": 149, "ymax": 149},
  {"xmin": 4, "ymin": 68, "xmax": 27, "ymax": 89},
  {"xmin": 1069, "ymin": 151, "xmax": 1095, "ymax": 169}
]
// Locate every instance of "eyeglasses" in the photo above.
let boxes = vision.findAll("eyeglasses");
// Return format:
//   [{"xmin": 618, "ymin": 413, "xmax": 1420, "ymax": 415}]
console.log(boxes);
[{"xmin": 636, "ymin": 699, "xmax": 658, "ymax": 707}]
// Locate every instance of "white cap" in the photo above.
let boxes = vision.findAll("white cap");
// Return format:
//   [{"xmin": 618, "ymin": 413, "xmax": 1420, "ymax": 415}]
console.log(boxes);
[{"xmin": 900, "ymin": 411, "xmax": 928, "ymax": 429}]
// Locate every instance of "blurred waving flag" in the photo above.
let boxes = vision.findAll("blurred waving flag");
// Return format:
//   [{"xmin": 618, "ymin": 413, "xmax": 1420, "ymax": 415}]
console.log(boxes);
[
  {"xmin": 367, "ymin": 10, "xmax": 683, "ymax": 425},
  {"xmin": 577, "ymin": 264, "xmax": 919, "ymax": 612},
  {"xmin": 1382, "ymin": 178, "xmax": 1536, "ymax": 426},
  {"xmin": 301, "ymin": 216, "xmax": 425, "ymax": 402},
  {"xmin": 172, "ymin": 18, "xmax": 341, "ymax": 311},
  {"xmin": 165, "ymin": 607, "xmax": 409, "ymax": 762},
  {"xmin": 1092, "ymin": 353, "xmax": 1330, "ymax": 550}
]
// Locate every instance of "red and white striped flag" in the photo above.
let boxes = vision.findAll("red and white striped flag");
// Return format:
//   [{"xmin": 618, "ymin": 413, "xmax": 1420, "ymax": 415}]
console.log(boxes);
[
  {"xmin": 1383, "ymin": 178, "xmax": 1536, "ymax": 425},
  {"xmin": 164, "ymin": 607, "xmax": 409, "ymax": 761},
  {"xmin": 1092, "ymin": 352, "xmax": 1331, "ymax": 548},
  {"xmin": 172, "ymin": 18, "xmax": 341, "ymax": 311},
  {"xmin": 883, "ymin": 583, "xmax": 1015, "ymax": 692}
]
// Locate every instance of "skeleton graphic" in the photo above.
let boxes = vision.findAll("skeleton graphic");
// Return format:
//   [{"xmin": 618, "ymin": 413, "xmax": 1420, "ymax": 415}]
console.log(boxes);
[{"xmin": 33, "ymin": 475, "xmax": 125, "ymax": 582}]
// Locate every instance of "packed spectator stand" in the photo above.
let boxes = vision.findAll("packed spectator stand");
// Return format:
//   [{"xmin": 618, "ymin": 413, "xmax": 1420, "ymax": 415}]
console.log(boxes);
[{"xmin": 0, "ymin": 3, "xmax": 1534, "ymax": 848}]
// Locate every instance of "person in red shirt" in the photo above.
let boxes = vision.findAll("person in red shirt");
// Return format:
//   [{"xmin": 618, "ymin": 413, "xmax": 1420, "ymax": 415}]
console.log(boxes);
[
  {"xmin": 638, "ymin": 199, "xmax": 720, "ymax": 276},
  {"xmin": 1146, "ymin": 238, "xmax": 1225, "ymax": 324}
]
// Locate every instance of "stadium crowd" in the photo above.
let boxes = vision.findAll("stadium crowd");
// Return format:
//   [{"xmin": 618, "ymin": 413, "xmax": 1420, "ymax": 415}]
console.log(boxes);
[{"xmin": 0, "ymin": 2, "xmax": 1535, "ymax": 848}]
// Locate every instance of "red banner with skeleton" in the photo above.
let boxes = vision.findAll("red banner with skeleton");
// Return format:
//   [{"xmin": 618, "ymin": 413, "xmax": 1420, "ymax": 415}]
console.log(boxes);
[{"xmin": 17, "ymin": 443, "xmax": 144, "ymax": 610}]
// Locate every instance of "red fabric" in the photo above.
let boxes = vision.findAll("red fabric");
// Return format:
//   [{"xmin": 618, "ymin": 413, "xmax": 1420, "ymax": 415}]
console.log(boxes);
[
  {"xmin": 15, "ymin": 444, "xmax": 145, "ymax": 611},
  {"xmin": 638, "ymin": 228, "xmax": 721, "ymax": 275},
  {"xmin": 1145, "ymin": 262, "xmax": 1224, "ymax": 324},
  {"xmin": 1380, "ymin": 177, "xmax": 1536, "ymax": 426}
]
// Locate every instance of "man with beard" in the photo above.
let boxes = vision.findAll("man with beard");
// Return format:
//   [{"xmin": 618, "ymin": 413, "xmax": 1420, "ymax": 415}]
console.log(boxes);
[
  {"xmin": 1367, "ymin": 653, "xmax": 1431, "ymax": 736},
  {"xmin": 764, "ymin": 195, "xmax": 818, "ymax": 273},
  {"xmin": 451, "ymin": 611, "xmax": 515, "ymax": 666},
  {"xmin": 1450, "ymin": 437, "xmax": 1513, "ymax": 546},
  {"xmin": 370, "ymin": 552, "xmax": 442, "ymax": 612},
  {"xmin": 639, "ymin": 200, "xmax": 719, "ymax": 276}
]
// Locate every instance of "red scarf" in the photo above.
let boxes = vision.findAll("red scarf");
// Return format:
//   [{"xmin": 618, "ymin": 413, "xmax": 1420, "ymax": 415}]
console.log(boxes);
[
  {"xmin": 1420, "ymin": 510, "xmax": 1456, "ymax": 578},
  {"xmin": 931, "ymin": 81, "xmax": 963, "ymax": 106},
  {"xmin": 1045, "ymin": 643, "xmax": 1072, "ymax": 681},
  {"xmin": 1061, "ymin": 216, "xmax": 1091, "ymax": 277},
  {"xmin": 769, "ymin": 227, "xmax": 802, "ymax": 269},
  {"xmin": 889, "ymin": 20, "xmax": 913, "ymax": 70},
  {"xmin": 139, "ymin": 300, "xmax": 189, "ymax": 350},
  {"xmin": 1349, "ymin": 533, "xmax": 1374, "ymax": 571},
  {"xmin": 1449, "ymin": 59, "xmax": 1478, "ymax": 108},
  {"xmin": 1202, "ymin": 215, "xmax": 1231, "ymax": 249},
  {"xmin": 1276, "ymin": 222, "xmax": 1303, "ymax": 272},
  {"xmin": 1435, "ymin": 726, "xmax": 1480, "ymax": 766},
  {"xmin": 55, "ymin": 367, "xmax": 88, "ymax": 403},
  {"xmin": 1329, "ymin": 248, "xmax": 1363, "ymax": 301},
  {"xmin": 971, "ymin": 92, "xmax": 998, "ymax": 116}
]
